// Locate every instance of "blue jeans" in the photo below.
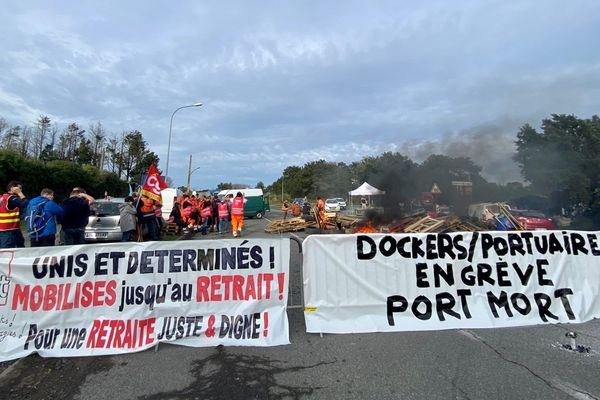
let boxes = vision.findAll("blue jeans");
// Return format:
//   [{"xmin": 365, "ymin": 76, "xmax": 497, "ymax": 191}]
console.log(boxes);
[
  {"xmin": 0, "ymin": 229, "xmax": 25, "ymax": 248},
  {"xmin": 121, "ymin": 230, "xmax": 135, "ymax": 242},
  {"xmin": 219, "ymin": 218, "xmax": 230, "ymax": 233}
]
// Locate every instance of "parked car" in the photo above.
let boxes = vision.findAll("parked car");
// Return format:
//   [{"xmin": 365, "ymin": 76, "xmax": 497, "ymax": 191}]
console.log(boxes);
[
  {"xmin": 511, "ymin": 210, "xmax": 557, "ymax": 230},
  {"xmin": 334, "ymin": 198, "xmax": 347, "ymax": 210},
  {"xmin": 293, "ymin": 198, "xmax": 305, "ymax": 206},
  {"xmin": 324, "ymin": 198, "xmax": 341, "ymax": 212},
  {"xmin": 84, "ymin": 198, "xmax": 125, "ymax": 242}
]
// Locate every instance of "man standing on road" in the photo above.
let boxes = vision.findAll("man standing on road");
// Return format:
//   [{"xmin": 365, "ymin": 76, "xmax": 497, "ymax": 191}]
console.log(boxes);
[
  {"xmin": 218, "ymin": 196, "xmax": 230, "ymax": 234},
  {"xmin": 26, "ymin": 188, "xmax": 63, "ymax": 247},
  {"xmin": 60, "ymin": 187, "xmax": 95, "ymax": 245},
  {"xmin": 231, "ymin": 192, "xmax": 245, "ymax": 237},
  {"xmin": 0, "ymin": 181, "xmax": 29, "ymax": 248},
  {"xmin": 281, "ymin": 199, "xmax": 289, "ymax": 220}
]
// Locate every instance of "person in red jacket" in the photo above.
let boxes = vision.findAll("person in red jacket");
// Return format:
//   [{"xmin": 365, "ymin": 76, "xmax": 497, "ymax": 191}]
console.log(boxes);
[
  {"xmin": 217, "ymin": 196, "xmax": 230, "ymax": 234},
  {"xmin": 230, "ymin": 192, "xmax": 245, "ymax": 237}
]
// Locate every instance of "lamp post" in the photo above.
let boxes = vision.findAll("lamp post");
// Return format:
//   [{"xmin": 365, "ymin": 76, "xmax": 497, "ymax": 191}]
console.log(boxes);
[
  {"xmin": 165, "ymin": 102, "xmax": 202, "ymax": 180},
  {"xmin": 186, "ymin": 156, "xmax": 203, "ymax": 194}
]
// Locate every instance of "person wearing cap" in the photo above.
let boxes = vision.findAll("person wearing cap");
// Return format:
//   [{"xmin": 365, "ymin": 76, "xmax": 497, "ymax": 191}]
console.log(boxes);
[{"xmin": 59, "ymin": 187, "xmax": 95, "ymax": 245}]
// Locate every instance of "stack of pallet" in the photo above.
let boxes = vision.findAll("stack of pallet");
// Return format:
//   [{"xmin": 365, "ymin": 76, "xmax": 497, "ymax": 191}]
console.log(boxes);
[
  {"xmin": 389, "ymin": 215, "xmax": 486, "ymax": 233},
  {"xmin": 264, "ymin": 217, "xmax": 308, "ymax": 233}
]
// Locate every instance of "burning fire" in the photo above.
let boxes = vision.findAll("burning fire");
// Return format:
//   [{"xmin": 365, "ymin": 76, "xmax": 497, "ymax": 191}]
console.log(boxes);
[{"xmin": 354, "ymin": 220, "xmax": 378, "ymax": 233}]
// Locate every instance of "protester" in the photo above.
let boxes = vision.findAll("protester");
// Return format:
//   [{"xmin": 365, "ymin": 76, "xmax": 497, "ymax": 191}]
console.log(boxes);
[
  {"xmin": 302, "ymin": 200, "xmax": 311, "ymax": 216},
  {"xmin": 218, "ymin": 196, "xmax": 230, "ymax": 234},
  {"xmin": 291, "ymin": 201, "xmax": 301, "ymax": 217},
  {"xmin": 26, "ymin": 188, "xmax": 63, "ymax": 247},
  {"xmin": 119, "ymin": 196, "xmax": 137, "ymax": 242},
  {"xmin": 281, "ymin": 199, "xmax": 289, "ymax": 220},
  {"xmin": 231, "ymin": 192, "xmax": 245, "ymax": 237},
  {"xmin": 169, "ymin": 201, "xmax": 184, "ymax": 231},
  {"xmin": 139, "ymin": 195, "xmax": 159, "ymax": 241},
  {"xmin": 199, "ymin": 196, "xmax": 212, "ymax": 235},
  {"xmin": 60, "ymin": 187, "xmax": 95, "ymax": 245},
  {"xmin": 316, "ymin": 196, "xmax": 325, "ymax": 227},
  {"xmin": 361, "ymin": 197, "xmax": 367, "ymax": 209},
  {"xmin": 211, "ymin": 195, "xmax": 219, "ymax": 232},
  {"xmin": 0, "ymin": 181, "xmax": 29, "ymax": 248}
]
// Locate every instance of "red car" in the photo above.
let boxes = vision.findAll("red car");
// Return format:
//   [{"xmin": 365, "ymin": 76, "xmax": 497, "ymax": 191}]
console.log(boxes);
[{"xmin": 511, "ymin": 210, "xmax": 557, "ymax": 230}]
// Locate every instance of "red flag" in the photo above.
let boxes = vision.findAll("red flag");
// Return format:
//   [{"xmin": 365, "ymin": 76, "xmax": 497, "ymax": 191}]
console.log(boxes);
[{"xmin": 140, "ymin": 164, "xmax": 168, "ymax": 203}]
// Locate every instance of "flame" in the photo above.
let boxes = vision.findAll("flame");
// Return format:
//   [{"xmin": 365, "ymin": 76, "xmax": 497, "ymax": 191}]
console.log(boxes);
[{"xmin": 354, "ymin": 220, "xmax": 377, "ymax": 233}]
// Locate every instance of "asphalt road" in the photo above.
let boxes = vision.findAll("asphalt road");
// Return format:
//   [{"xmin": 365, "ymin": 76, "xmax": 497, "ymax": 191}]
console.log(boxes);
[{"xmin": 1, "ymin": 209, "xmax": 599, "ymax": 400}]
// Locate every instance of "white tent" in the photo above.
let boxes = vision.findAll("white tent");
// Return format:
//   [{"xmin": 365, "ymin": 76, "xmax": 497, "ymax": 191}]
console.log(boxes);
[{"xmin": 348, "ymin": 182, "xmax": 385, "ymax": 196}]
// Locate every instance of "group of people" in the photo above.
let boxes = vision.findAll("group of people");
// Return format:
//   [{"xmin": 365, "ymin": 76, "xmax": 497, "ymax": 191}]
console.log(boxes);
[
  {"xmin": 281, "ymin": 197, "xmax": 311, "ymax": 220},
  {"xmin": 168, "ymin": 191, "xmax": 246, "ymax": 237},
  {"xmin": 116, "ymin": 194, "xmax": 163, "ymax": 242},
  {"xmin": 0, "ymin": 181, "xmax": 95, "ymax": 248}
]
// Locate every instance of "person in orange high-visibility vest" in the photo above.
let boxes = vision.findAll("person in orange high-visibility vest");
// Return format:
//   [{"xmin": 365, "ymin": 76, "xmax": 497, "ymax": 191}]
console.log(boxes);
[
  {"xmin": 316, "ymin": 196, "xmax": 325, "ymax": 228},
  {"xmin": 230, "ymin": 192, "xmax": 245, "ymax": 237},
  {"xmin": 0, "ymin": 180, "xmax": 29, "ymax": 248}
]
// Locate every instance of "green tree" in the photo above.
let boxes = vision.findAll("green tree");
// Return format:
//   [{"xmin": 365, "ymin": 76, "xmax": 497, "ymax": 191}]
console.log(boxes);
[{"xmin": 515, "ymin": 114, "xmax": 600, "ymax": 220}]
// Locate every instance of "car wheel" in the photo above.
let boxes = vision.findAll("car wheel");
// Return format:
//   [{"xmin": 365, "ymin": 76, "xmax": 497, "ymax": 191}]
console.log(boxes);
[{"xmin": 255, "ymin": 211, "xmax": 263, "ymax": 219}]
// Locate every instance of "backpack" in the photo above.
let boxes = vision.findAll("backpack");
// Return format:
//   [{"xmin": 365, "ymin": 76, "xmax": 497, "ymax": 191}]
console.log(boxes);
[{"xmin": 26, "ymin": 200, "xmax": 49, "ymax": 239}]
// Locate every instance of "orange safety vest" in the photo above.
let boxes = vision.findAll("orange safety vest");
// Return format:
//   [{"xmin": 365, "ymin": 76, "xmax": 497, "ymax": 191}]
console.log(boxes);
[
  {"xmin": 0, "ymin": 193, "xmax": 20, "ymax": 231},
  {"xmin": 218, "ymin": 202, "xmax": 229, "ymax": 218},
  {"xmin": 140, "ymin": 197, "xmax": 154, "ymax": 213},
  {"xmin": 200, "ymin": 205, "xmax": 212, "ymax": 217},
  {"xmin": 231, "ymin": 197, "xmax": 244, "ymax": 216}
]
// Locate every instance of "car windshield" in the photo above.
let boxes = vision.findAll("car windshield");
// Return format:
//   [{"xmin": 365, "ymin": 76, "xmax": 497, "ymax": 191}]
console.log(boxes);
[{"xmin": 91, "ymin": 202, "xmax": 120, "ymax": 217}]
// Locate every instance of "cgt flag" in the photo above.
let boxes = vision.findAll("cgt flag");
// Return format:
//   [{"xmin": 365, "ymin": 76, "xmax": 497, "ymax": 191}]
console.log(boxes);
[{"xmin": 140, "ymin": 164, "xmax": 168, "ymax": 203}]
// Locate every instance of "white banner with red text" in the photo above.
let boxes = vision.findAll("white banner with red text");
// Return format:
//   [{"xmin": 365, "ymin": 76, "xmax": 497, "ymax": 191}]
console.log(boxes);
[
  {"xmin": 0, "ymin": 238, "xmax": 290, "ymax": 361},
  {"xmin": 303, "ymin": 232, "xmax": 600, "ymax": 333}
]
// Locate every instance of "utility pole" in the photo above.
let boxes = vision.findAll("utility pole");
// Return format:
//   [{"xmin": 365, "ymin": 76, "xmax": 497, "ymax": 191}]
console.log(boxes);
[{"xmin": 186, "ymin": 154, "xmax": 193, "ymax": 194}]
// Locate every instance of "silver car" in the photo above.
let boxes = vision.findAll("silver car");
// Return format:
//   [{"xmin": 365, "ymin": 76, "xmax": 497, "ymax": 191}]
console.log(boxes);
[{"xmin": 84, "ymin": 198, "xmax": 125, "ymax": 242}]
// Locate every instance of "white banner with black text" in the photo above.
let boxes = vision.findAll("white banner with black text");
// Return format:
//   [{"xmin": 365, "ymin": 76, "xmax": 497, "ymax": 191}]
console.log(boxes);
[{"xmin": 303, "ymin": 231, "xmax": 600, "ymax": 333}]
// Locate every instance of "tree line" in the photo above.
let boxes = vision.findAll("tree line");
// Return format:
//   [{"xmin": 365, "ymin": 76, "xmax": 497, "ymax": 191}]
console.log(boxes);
[
  {"xmin": 267, "ymin": 114, "xmax": 600, "ymax": 228},
  {"xmin": 0, "ymin": 114, "xmax": 159, "ymax": 198}
]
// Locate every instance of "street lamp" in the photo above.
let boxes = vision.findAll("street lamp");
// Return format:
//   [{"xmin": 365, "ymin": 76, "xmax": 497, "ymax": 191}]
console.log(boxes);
[
  {"xmin": 187, "ymin": 166, "xmax": 202, "ymax": 193},
  {"xmin": 165, "ymin": 102, "xmax": 202, "ymax": 180}
]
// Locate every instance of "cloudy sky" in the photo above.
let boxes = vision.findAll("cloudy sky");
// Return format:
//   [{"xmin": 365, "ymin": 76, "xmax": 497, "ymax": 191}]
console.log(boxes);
[{"xmin": 1, "ymin": 1, "xmax": 599, "ymax": 189}]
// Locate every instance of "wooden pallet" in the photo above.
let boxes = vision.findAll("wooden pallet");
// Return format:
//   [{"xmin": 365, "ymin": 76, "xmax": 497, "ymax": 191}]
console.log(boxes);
[
  {"xmin": 403, "ymin": 216, "xmax": 445, "ymax": 233},
  {"xmin": 163, "ymin": 222, "xmax": 181, "ymax": 235},
  {"xmin": 265, "ymin": 217, "xmax": 307, "ymax": 233}
]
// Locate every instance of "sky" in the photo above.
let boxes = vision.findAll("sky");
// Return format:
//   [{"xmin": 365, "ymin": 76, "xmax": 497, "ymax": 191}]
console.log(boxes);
[{"xmin": 1, "ymin": 1, "xmax": 599, "ymax": 190}]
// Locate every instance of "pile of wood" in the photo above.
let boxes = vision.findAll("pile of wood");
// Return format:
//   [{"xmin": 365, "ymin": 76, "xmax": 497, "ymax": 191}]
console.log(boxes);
[
  {"xmin": 264, "ymin": 217, "xmax": 308, "ymax": 233},
  {"xmin": 389, "ymin": 215, "xmax": 487, "ymax": 233},
  {"xmin": 163, "ymin": 222, "xmax": 181, "ymax": 235}
]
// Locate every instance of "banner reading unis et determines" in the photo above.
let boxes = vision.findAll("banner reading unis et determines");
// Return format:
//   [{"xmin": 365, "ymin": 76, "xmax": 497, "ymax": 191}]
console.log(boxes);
[
  {"xmin": 0, "ymin": 238, "xmax": 290, "ymax": 361},
  {"xmin": 303, "ymin": 231, "xmax": 600, "ymax": 333}
]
